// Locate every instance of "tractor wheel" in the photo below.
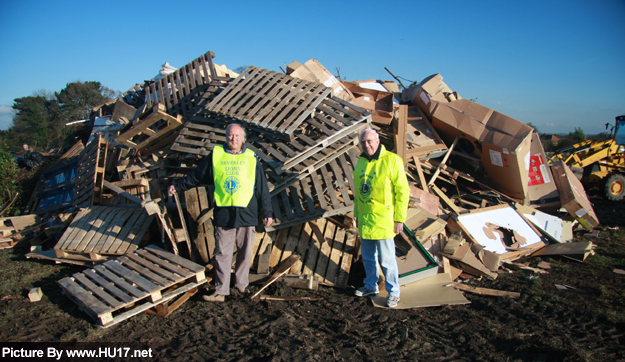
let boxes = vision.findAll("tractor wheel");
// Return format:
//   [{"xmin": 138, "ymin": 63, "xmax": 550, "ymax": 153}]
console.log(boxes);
[{"xmin": 604, "ymin": 173, "xmax": 625, "ymax": 201}]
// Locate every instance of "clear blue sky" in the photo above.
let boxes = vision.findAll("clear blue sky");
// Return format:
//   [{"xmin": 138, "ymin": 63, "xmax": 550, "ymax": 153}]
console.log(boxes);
[{"xmin": 1, "ymin": 0, "xmax": 623, "ymax": 135}]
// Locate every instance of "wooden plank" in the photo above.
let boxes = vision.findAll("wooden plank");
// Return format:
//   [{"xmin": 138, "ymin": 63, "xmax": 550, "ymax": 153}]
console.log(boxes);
[
  {"xmin": 72, "ymin": 272, "xmax": 124, "ymax": 308},
  {"xmin": 107, "ymin": 209, "xmax": 147, "ymax": 254},
  {"xmin": 135, "ymin": 249, "xmax": 193, "ymax": 278},
  {"xmin": 94, "ymin": 208, "xmax": 135, "ymax": 254},
  {"xmin": 103, "ymin": 260, "xmax": 160, "ymax": 293},
  {"xmin": 310, "ymin": 172, "xmax": 327, "ymax": 209},
  {"xmin": 314, "ymin": 220, "xmax": 335, "ymax": 284},
  {"xmin": 280, "ymin": 222, "xmax": 303, "ymax": 263},
  {"xmin": 336, "ymin": 231, "xmax": 356, "ymax": 288},
  {"xmin": 324, "ymin": 226, "xmax": 346, "ymax": 287},
  {"xmin": 65, "ymin": 207, "xmax": 110, "ymax": 252},
  {"xmin": 197, "ymin": 187, "xmax": 215, "ymax": 262},
  {"xmin": 118, "ymin": 256, "xmax": 170, "ymax": 287},
  {"xmin": 92, "ymin": 265, "xmax": 145, "ymax": 298},
  {"xmin": 329, "ymin": 159, "xmax": 352, "ymax": 206},
  {"xmin": 81, "ymin": 269, "xmax": 134, "ymax": 304},
  {"xmin": 123, "ymin": 214, "xmax": 154, "ymax": 254},
  {"xmin": 289, "ymin": 222, "xmax": 312, "ymax": 274},
  {"xmin": 144, "ymin": 245, "xmax": 205, "ymax": 273},
  {"xmin": 125, "ymin": 253, "xmax": 182, "ymax": 283},
  {"xmin": 301, "ymin": 221, "xmax": 322, "ymax": 276},
  {"xmin": 54, "ymin": 208, "xmax": 93, "ymax": 251},
  {"xmin": 58, "ymin": 277, "xmax": 110, "ymax": 316},
  {"xmin": 268, "ymin": 228, "xmax": 289, "ymax": 268},
  {"xmin": 319, "ymin": 166, "xmax": 341, "ymax": 208}
]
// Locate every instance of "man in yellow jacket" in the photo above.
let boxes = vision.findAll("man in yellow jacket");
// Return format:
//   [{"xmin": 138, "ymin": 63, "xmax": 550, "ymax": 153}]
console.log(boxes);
[{"xmin": 353, "ymin": 128, "xmax": 410, "ymax": 308}]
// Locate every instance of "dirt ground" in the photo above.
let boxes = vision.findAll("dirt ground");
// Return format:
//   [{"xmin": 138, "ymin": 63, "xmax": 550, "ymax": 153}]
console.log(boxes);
[{"xmin": 0, "ymin": 194, "xmax": 624, "ymax": 362}]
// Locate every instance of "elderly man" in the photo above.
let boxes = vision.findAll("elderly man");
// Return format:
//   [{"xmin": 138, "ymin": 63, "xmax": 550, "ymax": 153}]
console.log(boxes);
[
  {"xmin": 353, "ymin": 128, "xmax": 410, "ymax": 308},
  {"xmin": 169, "ymin": 123, "xmax": 273, "ymax": 302}
]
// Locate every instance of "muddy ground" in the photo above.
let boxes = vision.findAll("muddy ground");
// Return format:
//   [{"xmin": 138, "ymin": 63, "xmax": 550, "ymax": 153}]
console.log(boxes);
[{"xmin": 0, "ymin": 194, "xmax": 624, "ymax": 361}]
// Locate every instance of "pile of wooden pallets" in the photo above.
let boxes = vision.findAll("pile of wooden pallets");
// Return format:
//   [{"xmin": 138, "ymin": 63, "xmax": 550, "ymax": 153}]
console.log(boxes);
[{"xmin": 18, "ymin": 49, "xmax": 603, "ymax": 316}]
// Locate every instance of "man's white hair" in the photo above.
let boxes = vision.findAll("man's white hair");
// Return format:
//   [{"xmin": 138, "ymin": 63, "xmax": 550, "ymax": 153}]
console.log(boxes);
[
  {"xmin": 359, "ymin": 128, "xmax": 379, "ymax": 142},
  {"xmin": 226, "ymin": 123, "xmax": 247, "ymax": 140}
]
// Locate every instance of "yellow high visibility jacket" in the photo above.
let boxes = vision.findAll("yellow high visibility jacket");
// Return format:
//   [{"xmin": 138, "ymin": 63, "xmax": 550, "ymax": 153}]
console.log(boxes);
[
  {"xmin": 212, "ymin": 145, "xmax": 257, "ymax": 207},
  {"xmin": 353, "ymin": 145, "xmax": 410, "ymax": 240}
]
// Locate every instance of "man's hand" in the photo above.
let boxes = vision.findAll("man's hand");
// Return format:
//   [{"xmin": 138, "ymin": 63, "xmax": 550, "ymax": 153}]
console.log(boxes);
[
  {"xmin": 394, "ymin": 222, "xmax": 404, "ymax": 235},
  {"xmin": 168, "ymin": 185, "xmax": 176, "ymax": 196},
  {"xmin": 264, "ymin": 217, "xmax": 273, "ymax": 227}
]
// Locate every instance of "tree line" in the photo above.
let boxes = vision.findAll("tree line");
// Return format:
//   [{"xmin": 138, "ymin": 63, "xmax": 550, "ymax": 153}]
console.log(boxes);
[{"xmin": 0, "ymin": 81, "xmax": 116, "ymax": 153}]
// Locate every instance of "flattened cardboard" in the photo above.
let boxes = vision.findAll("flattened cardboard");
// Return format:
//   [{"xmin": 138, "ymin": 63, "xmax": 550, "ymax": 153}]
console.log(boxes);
[
  {"xmin": 286, "ymin": 59, "xmax": 354, "ymax": 102},
  {"xmin": 370, "ymin": 273, "xmax": 470, "ymax": 309},
  {"xmin": 531, "ymin": 241, "xmax": 595, "ymax": 261},
  {"xmin": 342, "ymin": 81, "xmax": 395, "ymax": 125},
  {"xmin": 551, "ymin": 161, "xmax": 600, "ymax": 229},
  {"xmin": 455, "ymin": 205, "xmax": 543, "ymax": 256},
  {"xmin": 409, "ymin": 185, "xmax": 439, "ymax": 216},
  {"xmin": 515, "ymin": 203, "xmax": 568, "ymax": 243},
  {"xmin": 430, "ymin": 99, "xmax": 533, "ymax": 202},
  {"xmin": 528, "ymin": 132, "xmax": 560, "ymax": 211}
]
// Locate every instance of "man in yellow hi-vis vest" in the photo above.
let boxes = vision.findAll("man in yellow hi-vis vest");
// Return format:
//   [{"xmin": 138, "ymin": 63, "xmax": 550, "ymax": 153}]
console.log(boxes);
[
  {"xmin": 353, "ymin": 128, "xmax": 410, "ymax": 308},
  {"xmin": 169, "ymin": 124, "xmax": 273, "ymax": 302}
]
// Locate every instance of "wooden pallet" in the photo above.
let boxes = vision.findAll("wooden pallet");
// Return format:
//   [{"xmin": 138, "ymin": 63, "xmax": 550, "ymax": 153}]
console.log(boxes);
[
  {"xmin": 26, "ymin": 141, "xmax": 85, "ymax": 214},
  {"xmin": 144, "ymin": 51, "xmax": 230, "ymax": 120},
  {"xmin": 267, "ymin": 148, "xmax": 359, "ymax": 230},
  {"xmin": 250, "ymin": 218, "xmax": 357, "ymax": 288},
  {"xmin": 58, "ymin": 245, "xmax": 207, "ymax": 327},
  {"xmin": 183, "ymin": 187, "xmax": 215, "ymax": 265},
  {"xmin": 206, "ymin": 67, "xmax": 334, "ymax": 137},
  {"xmin": 115, "ymin": 103, "xmax": 183, "ymax": 155},
  {"xmin": 74, "ymin": 135, "xmax": 108, "ymax": 207},
  {"xmin": 54, "ymin": 206, "xmax": 155, "ymax": 262}
]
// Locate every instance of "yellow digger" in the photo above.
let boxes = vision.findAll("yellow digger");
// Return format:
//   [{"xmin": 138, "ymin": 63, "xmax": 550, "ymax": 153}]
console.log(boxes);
[{"xmin": 550, "ymin": 115, "xmax": 625, "ymax": 201}]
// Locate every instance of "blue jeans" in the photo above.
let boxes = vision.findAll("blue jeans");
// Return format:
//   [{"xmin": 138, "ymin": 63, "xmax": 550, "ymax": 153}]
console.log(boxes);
[{"xmin": 360, "ymin": 238, "xmax": 400, "ymax": 297}]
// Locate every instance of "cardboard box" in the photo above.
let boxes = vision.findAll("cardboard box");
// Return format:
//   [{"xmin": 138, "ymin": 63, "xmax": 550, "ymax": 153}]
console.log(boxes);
[
  {"xmin": 430, "ymin": 99, "xmax": 534, "ymax": 202},
  {"xmin": 402, "ymin": 74, "xmax": 460, "ymax": 117},
  {"xmin": 528, "ymin": 132, "xmax": 561, "ymax": 211},
  {"xmin": 286, "ymin": 59, "xmax": 354, "ymax": 102},
  {"xmin": 341, "ymin": 81, "xmax": 395, "ymax": 125},
  {"xmin": 551, "ymin": 161, "xmax": 600, "ymax": 229}
]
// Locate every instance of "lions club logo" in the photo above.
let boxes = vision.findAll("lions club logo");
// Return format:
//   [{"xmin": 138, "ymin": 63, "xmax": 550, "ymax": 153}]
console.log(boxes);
[
  {"xmin": 360, "ymin": 177, "xmax": 372, "ymax": 197},
  {"xmin": 224, "ymin": 176, "xmax": 240, "ymax": 195}
]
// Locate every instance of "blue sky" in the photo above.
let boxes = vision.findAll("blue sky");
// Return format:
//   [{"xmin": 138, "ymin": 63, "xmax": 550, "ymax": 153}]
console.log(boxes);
[{"xmin": 1, "ymin": 0, "xmax": 623, "ymax": 135}]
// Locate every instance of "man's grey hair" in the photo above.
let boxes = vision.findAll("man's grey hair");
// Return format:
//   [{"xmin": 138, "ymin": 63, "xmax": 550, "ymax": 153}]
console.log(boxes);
[
  {"xmin": 226, "ymin": 123, "xmax": 247, "ymax": 140},
  {"xmin": 359, "ymin": 128, "xmax": 379, "ymax": 142}
]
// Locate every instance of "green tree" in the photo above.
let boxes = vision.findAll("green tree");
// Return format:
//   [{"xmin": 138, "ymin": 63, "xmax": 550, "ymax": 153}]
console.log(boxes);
[
  {"xmin": 56, "ymin": 81, "xmax": 116, "ymax": 122},
  {"xmin": 7, "ymin": 96, "xmax": 56, "ymax": 151},
  {"xmin": 556, "ymin": 127, "xmax": 586, "ymax": 150},
  {"xmin": 1, "ymin": 81, "xmax": 116, "ymax": 153}
]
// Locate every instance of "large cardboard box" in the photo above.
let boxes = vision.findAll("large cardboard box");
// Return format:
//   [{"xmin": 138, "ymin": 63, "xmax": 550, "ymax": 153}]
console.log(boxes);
[
  {"xmin": 342, "ymin": 81, "xmax": 395, "ymax": 125},
  {"xmin": 286, "ymin": 59, "xmax": 354, "ymax": 102},
  {"xmin": 402, "ymin": 74, "xmax": 460, "ymax": 117},
  {"xmin": 430, "ymin": 99, "xmax": 533, "ymax": 202},
  {"xmin": 551, "ymin": 161, "xmax": 600, "ymax": 229},
  {"xmin": 528, "ymin": 132, "xmax": 561, "ymax": 211}
]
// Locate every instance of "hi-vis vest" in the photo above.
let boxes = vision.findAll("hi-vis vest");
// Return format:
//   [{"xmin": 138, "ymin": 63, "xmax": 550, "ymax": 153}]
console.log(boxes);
[{"xmin": 212, "ymin": 145, "xmax": 257, "ymax": 207}]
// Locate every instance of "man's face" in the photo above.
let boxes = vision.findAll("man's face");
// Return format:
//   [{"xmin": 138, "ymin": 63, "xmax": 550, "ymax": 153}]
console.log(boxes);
[
  {"xmin": 361, "ymin": 131, "xmax": 380, "ymax": 157},
  {"xmin": 226, "ymin": 125, "xmax": 244, "ymax": 153}
]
